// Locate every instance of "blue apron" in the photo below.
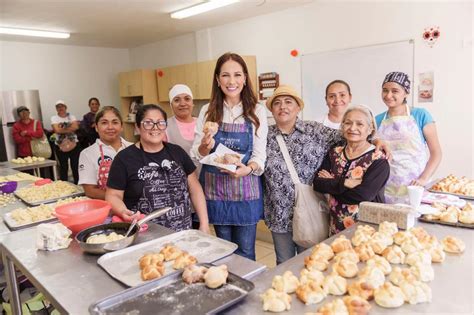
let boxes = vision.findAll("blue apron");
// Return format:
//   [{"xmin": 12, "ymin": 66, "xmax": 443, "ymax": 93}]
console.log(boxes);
[{"xmin": 199, "ymin": 120, "xmax": 263, "ymax": 225}]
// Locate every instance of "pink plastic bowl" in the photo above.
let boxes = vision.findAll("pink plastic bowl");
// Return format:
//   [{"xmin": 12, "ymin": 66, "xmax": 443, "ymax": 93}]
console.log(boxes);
[
  {"xmin": 55, "ymin": 199, "xmax": 111, "ymax": 234},
  {"xmin": 0, "ymin": 181, "xmax": 17, "ymax": 194}
]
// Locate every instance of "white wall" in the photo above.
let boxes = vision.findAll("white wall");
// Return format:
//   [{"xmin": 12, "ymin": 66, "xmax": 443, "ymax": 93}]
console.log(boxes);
[
  {"xmin": 0, "ymin": 41, "xmax": 130, "ymax": 124},
  {"xmin": 129, "ymin": 1, "xmax": 473, "ymax": 178}
]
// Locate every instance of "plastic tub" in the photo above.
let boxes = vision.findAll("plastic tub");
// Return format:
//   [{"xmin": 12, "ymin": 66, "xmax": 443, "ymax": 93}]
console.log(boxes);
[
  {"xmin": 0, "ymin": 181, "xmax": 18, "ymax": 194},
  {"xmin": 55, "ymin": 199, "xmax": 111, "ymax": 234}
]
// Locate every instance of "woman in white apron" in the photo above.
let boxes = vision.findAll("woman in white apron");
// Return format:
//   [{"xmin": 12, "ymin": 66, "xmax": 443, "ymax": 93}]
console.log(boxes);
[
  {"xmin": 78, "ymin": 106, "xmax": 132, "ymax": 199},
  {"xmin": 375, "ymin": 72, "xmax": 442, "ymax": 204},
  {"xmin": 317, "ymin": 80, "xmax": 352, "ymax": 129}
]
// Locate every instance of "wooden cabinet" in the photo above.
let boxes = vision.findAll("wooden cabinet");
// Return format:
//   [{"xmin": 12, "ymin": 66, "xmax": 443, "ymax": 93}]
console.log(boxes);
[
  {"xmin": 118, "ymin": 69, "xmax": 159, "ymax": 142},
  {"xmin": 157, "ymin": 56, "xmax": 257, "ymax": 102}
]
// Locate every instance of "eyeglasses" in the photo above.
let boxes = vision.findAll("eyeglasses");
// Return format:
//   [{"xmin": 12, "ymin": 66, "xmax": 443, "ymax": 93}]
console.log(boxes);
[{"xmin": 141, "ymin": 120, "xmax": 167, "ymax": 130}]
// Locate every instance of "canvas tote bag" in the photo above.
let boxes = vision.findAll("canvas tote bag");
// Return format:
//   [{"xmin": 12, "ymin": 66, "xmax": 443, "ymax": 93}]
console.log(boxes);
[
  {"xmin": 276, "ymin": 135, "xmax": 329, "ymax": 248},
  {"xmin": 30, "ymin": 120, "xmax": 52, "ymax": 158}
]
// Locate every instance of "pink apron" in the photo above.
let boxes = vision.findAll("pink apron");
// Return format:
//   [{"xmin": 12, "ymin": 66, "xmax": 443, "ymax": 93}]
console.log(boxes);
[
  {"xmin": 97, "ymin": 144, "xmax": 112, "ymax": 190},
  {"xmin": 377, "ymin": 105, "xmax": 428, "ymax": 204}
]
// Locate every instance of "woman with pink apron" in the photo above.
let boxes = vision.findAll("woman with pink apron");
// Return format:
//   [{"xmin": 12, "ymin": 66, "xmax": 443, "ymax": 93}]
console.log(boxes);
[{"xmin": 376, "ymin": 72, "xmax": 442, "ymax": 204}]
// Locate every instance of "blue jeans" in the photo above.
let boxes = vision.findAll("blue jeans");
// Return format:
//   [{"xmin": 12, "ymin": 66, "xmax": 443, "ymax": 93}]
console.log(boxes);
[
  {"xmin": 214, "ymin": 224, "xmax": 257, "ymax": 261},
  {"xmin": 271, "ymin": 231, "xmax": 307, "ymax": 265}
]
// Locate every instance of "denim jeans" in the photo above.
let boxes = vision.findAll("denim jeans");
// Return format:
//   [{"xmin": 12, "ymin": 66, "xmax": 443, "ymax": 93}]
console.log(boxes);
[
  {"xmin": 271, "ymin": 231, "xmax": 307, "ymax": 265},
  {"xmin": 214, "ymin": 224, "xmax": 257, "ymax": 261}
]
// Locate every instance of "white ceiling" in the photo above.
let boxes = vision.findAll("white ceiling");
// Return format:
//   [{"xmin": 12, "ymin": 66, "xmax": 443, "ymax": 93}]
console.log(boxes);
[{"xmin": 0, "ymin": 0, "xmax": 313, "ymax": 48}]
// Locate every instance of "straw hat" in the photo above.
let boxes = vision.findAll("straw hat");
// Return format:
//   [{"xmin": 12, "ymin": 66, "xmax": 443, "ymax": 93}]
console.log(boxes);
[{"xmin": 265, "ymin": 85, "xmax": 304, "ymax": 110}]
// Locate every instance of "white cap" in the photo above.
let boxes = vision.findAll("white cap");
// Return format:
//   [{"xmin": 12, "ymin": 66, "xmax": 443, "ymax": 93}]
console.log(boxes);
[
  {"xmin": 55, "ymin": 100, "xmax": 66, "ymax": 107},
  {"xmin": 169, "ymin": 84, "xmax": 193, "ymax": 104}
]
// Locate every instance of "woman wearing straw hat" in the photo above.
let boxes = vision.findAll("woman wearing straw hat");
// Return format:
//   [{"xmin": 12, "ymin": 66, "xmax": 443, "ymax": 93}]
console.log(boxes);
[{"xmin": 264, "ymin": 85, "xmax": 343, "ymax": 264}]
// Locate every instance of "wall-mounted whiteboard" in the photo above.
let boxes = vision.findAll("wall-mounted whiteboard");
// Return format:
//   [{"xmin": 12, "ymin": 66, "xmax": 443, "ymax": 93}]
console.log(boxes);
[{"xmin": 301, "ymin": 40, "xmax": 414, "ymax": 120}]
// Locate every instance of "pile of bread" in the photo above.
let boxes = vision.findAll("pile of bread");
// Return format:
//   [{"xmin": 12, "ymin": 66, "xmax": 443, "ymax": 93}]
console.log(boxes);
[
  {"xmin": 260, "ymin": 221, "xmax": 465, "ymax": 314},
  {"xmin": 423, "ymin": 202, "xmax": 474, "ymax": 225},
  {"xmin": 431, "ymin": 174, "xmax": 474, "ymax": 197},
  {"xmin": 0, "ymin": 193, "xmax": 16, "ymax": 207},
  {"xmin": 139, "ymin": 243, "xmax": 197, "ymax": 281},
  {"xmin": 182, "ymin": 264, "xmax": 229, "ymax": 289},
  {"xmin": 11, "ymin": 156, "xmax": 46, "ymax": 164},
  {"xmin": 16, "ymin": 181, "xmax": 80, "ymax": 203},
  {"xmin": 0, "ymin": 172, "xmax": 41, "ymax": 183},
  {"xmin": 10, "ymin": 204, "xmax": 54, "ymax": 225}
]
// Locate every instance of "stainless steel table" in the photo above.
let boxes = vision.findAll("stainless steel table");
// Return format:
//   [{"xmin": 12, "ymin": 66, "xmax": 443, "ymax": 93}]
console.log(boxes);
[
  {"xmin": 225, "ymin": 222, "xmax": 473, "ymax": 314},
  {"xmin": 0, "ymin": 160, "xmax": 58, "ymax": 180},
  {"xmin": 0, "ymin": 223, "xmax": 266, "ymax": 314}
]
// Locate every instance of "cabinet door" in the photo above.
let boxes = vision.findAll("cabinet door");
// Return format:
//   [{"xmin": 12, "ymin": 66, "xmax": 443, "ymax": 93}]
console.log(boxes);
[
  {"xmin": 119, "ymin": 72, "xmax": 130, "ymax": 97},
  {"xmin": 196, "ymin": 60, "xmax": 217, "ymax": 100},
  {"xmin": 157, "ymin": 66, "xmax": 174, "ymax": 102},
  {"xmin": 242, "ymin": 56, "xmax": 258, "ymax": 95},
  {"xmin": 128, "ymin": 70, "xmax": 144, "ymax": 96}
]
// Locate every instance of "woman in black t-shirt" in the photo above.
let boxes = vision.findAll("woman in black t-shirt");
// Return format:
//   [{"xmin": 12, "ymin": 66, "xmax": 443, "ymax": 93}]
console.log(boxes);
[{"xmin": 106, "ymin": 104, "xmax": 210, "ymax": 233}]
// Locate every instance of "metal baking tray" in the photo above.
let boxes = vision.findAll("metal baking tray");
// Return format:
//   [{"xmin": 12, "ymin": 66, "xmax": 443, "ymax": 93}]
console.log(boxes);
[
  {"xmin": 14, "ymin": 182, "xmax": 85, "ymax": 206},
  {"xmin": 428, "ymin": 179, "xmax": 474, "ymax": 201},
  {"xmin": 97, "ymin": 229, "xmax": 238, "ymax": 287},
  {"xmin": 419, "ymin": 217, "xmax": 474, "ymax": 229},
  {"xmin": 3, "ymin": 212, "xmax": 58, "ymax": 231},
  {"xmin": 89, "ymin": 263, "xmax": 254, "ymax": 315}
]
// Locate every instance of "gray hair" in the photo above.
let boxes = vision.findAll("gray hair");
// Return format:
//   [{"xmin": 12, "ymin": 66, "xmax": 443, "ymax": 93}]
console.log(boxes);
[{"xmin": 340, "ymin": 104, "xmax": 377, "ymax": 140}]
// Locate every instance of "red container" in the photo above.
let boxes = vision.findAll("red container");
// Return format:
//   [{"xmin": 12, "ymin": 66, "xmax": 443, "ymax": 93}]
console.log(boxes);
[{"xmin": 55, "ymin": 199, "xmax": 111, "ymax": 234}]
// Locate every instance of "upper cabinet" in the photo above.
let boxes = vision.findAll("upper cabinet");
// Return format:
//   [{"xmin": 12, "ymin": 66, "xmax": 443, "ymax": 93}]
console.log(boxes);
[
  {"xmin": 157, "ymin": 56, "xmax": 257, "ymax": 102},
  {"xmin": 119, "ymin": 69, "xmax": 158, "ymax": 101}
]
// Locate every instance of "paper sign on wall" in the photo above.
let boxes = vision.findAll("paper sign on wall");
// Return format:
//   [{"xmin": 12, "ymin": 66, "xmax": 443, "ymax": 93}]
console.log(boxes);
[{"xmin": 418, "ymin": 72, "xmax": 434, "ymax": 103}]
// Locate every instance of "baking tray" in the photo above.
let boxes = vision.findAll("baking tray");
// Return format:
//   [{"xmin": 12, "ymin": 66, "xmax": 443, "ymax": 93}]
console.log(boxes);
[
  {"xmin": 14, "ymin": 182, "xmax": 85, "ymax": 206},
  {"xmin": 97, "ymin": 229, "xmax": 238, "ymax": 287},
  {"xmin": 419, "ymin": 217, "xmax": 474, "ymax": 229},
  {"xmin": 89, "ymin": 263, "xmax": 254, "ymax": 315},
  {"xmin": 3, "ymin": 212, "xmax": 58, "ymax": 231},
  {"xmin": 428, "ymin": 179, "xmax": 474, "ymax": 201}
]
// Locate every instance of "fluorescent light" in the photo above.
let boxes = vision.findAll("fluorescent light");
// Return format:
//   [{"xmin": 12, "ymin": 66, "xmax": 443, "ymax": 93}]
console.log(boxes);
[
  {"xmin": 0, "ymin": 27, "xmax": 70, "ymax": 39},
  {"xmin": 171, "ymin": 0, "xmax": 239, "ymax": 19}
]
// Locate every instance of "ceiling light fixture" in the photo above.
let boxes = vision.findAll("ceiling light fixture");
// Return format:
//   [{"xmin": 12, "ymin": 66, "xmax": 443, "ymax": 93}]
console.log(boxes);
[
  {"xmin": 171, "ymin": 0, "xmax": 239, "ymax": 19},
  {"xmin": 0, "ymin": 27, "xmax": 70, "ymax": 39}
]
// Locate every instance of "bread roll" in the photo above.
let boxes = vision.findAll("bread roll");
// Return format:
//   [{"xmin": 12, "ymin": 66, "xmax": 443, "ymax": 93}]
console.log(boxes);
[
  {"xmin": 393, "ymin": 231, "xmax": 412, "ymax": 246},
  {"xmin": 334, "ymin": 249, "xmax": 360, "ymax": 264},
  {"xmin": 138, "ymin": 253, "xmax": 165, "ymax": 270},
  {"xmin": 295, "ymin": 281, "xmax": 326, "ymax": 305},
  {"xmin": 410, "ymin": 262, "xmax": 435, "ymax": 282},
  {"xmin": 172, "ymin": 251, "xmax": 197, "ymax": 270},
  {"xmin": 159, "ymin": 244, "xmax": 182, "ymax": 261},
  {"xmin": 355, "ymin": 224, "xmax": 376, "ymax": 236},
  {"xmin": 343, "ymin": 295, "xmax": 372, "ymax": 315},
  {"xmin": 332, "ymin": 258, "xmax": 359, "ymax": 278},
  {"xmin": 439, "ymin": 208, "xmax": 459, "ymax": 223},
  {"xmin": 322, "ymin": 272, "xmax": 347, "ymax": 295},
  {"xmin": 351, "ymin": 230, "xmax": 372, "ymax": 247},
  {"xmin": 382, "ymin": 245, "xmax": 406, "ymax": 264},
  {"xmin": 311, "ymin": 243, "xmax": 334, "ymax": 261},
  {"xmin": 366, "ymin": 256, "xmax": 392, "ymax": 275},
  {"xmin": 304, "ymin": 254, "xmax": 329, "ymax": 272},
  {"xmin": 408, "ymin": 226, "xmax": 430, "ymax": 242},
  {"xmin": 442, "ymin": 236, "xmax": 465, "ymax": 253},
  {"xmin": 401, "ymin": 236, "xmax": 423, "ymax": 254},
  {"xmin": 260, "ymin": 288, "xmax": 292, "ymax": 312},
  {"xmin": 399, "ymin": 279, "xmax": 432, "ymax": 304},
  {"xmin": 272, "ymin": 270, "xmax": 300, "ymax": 294},
  {"xmin": 347, "ymin": 280, "xmax": 374, "ymax": 300},
  {"xmin": 300, "ymin": 269, "xmax": 325, "ymax": 286},
  {"xmin": 378, "ymin": 221, "xmax": 398, "ymax": 236},
  {"xmin": 459, "ymin": 209, "xmax": 474, "ymax": 224},
  {"xmin": 317, "ymin": 298, "xmax": 349, "ymax": 315},
  {"xmin": 354, "ymin": 243, "xmax": 375, "ymax": 262},
  {"xmin": 204, "ymin": 265, "xmax": 228, "ymax": 288},
  {"xmin": 405, "ymin": 250, "xmax": 432, "ymax": 266},
  {"xmin": 141, "ymin": 263, "xmax": 165, "ymax": 281},
  {"xmin": 374, "ymin": 282, "xmax": 405, "ymax": 308},
  {"xmin": 429, "ymin": 245, "xmax": 446, "ymax": 263},
  {"xmin": 358, "ymin": 265, "xmax": 385, "ymax": 289},
  {"xmin": 203, "ymin": 121, "xmax": 219, "ymax": 136},
  {"xmin": 182, "ymin": 264, "xmax": 208, "ymax": 284},
  {"xmin": 389, "ymin": 267, "xmax": 418, "ymax": 286},
  {"xmin": 331, "ymin": 235, "xmax": 352, "ymax": 253}
]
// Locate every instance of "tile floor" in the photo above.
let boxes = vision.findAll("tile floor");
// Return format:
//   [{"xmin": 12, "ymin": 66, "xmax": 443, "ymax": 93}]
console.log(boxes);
[{"xmin": 255, "ymin": 240, "xmax": 276, "ymax": 269}]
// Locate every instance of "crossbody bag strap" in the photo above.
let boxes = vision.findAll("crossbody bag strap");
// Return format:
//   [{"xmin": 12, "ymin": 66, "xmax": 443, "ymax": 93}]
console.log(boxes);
[
  {"xmin": 276, "ymin": 134, "xmax": 301, "ymax": 185},
  {"xmin": 33, "ymin": 119, "xmax": 37, "ymax": 132}
]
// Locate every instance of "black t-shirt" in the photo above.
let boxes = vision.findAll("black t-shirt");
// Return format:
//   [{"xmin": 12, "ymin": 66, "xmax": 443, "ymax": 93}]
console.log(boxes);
[{"xmin": 107, "ymin": 142, "xmax": 196, "ymax": 231}]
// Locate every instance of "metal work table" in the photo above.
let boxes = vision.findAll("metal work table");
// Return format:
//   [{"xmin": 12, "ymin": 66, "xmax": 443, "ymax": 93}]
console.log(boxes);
[
  {"xmin": 0, "ymin": 223, "xmax": 266, "ymax": 314},
  {"xmin": 0, "ymin": 160, "xmax": 58, "ymax": 180},
  {"xmin": 225, "ymin": 222, "xmax": 473, "ymax": 314}
]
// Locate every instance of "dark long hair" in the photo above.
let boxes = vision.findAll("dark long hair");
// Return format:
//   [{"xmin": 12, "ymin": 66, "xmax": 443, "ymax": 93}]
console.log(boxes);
[{"xmin": 206, "ymin": 52, "xmax": 260, "ymax": 133}]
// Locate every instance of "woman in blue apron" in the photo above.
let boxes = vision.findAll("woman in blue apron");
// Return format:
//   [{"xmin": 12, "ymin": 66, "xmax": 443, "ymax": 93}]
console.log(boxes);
[
  {"xmin": 106, "ymin": 104, "xmax": 210, "ymax": 233},
  {"xmin": 375, "ymin": 72, "xmax": 442, "ymax": 204},
  {"xmin": 191, "ymin": 53, "xmax": 268, "ymax": 260}
]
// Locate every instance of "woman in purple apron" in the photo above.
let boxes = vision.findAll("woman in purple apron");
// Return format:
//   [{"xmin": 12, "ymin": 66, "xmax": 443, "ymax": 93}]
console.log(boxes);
[
  {"xmin": 375, "ymin": 72, "xmax": 442, "ymax": 204},
  {"xmin": 191, "ymin": 53, "xmax": 268, "ymax": 260}
]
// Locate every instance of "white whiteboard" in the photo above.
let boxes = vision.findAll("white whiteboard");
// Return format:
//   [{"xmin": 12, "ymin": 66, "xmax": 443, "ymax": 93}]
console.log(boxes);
[{"xmin": 301, "ymin": 40, "xmax": 414, "ymax": 120}]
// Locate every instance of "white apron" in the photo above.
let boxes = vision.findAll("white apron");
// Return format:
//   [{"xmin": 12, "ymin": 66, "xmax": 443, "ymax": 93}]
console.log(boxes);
[{"xmin": 378, "ymin": 105, "xmax": 428, "ymax": 204}]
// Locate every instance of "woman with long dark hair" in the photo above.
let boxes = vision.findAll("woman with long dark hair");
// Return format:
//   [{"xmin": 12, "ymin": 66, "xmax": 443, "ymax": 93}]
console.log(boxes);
[{"xmin": 191, "ymin": 53, "xmax": 268, "ymax": 260}]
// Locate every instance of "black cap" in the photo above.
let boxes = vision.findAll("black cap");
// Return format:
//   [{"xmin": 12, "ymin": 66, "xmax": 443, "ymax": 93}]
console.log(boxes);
[{"xmin": 17, "ymin": 106, "xmax": 30, "ymax": 115}]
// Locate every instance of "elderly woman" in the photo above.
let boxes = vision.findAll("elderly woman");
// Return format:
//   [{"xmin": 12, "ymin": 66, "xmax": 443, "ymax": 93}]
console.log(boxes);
[
  {"xmin": 313, "ymin": 105, "xmax": 390, "ymax": 236},
  {"xmin": 106, "ymin": 104, "xmax": 209, "ymax": 233},
  {"xmin": 78, "ymin": 106, "xmax": 132, "ymax": 199},
  {"xmin": 317, "ymin": 80, "xmax": 353, "ymax": 129},
  {"xmin": 376, "ymin": 72, "xmax": 442, "ymax": 203},
  {"xmin": 12, "ymin": 106, "xmax": 45, "ymax": 158},
  {"xmin": 166, "ymin": 84, "xmax": 196, "ymax": 155},
  {"xmin": 264, "ymin": 85, "xmax": 343, "ymax": 265}
]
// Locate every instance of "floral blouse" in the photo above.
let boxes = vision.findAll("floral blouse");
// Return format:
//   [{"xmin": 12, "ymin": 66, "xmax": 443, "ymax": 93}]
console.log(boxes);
[
  {"xmin": 313, "ymin": 145, "xmax": 390, "ymax": 236},
  {"xmin": 263, "ymin": 119, "xmax": 342, "ymax": 233}
]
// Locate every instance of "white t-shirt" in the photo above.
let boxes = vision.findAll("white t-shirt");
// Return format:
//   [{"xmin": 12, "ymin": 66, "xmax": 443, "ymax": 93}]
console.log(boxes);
[
  {"xmin": 51, "ymin": 113, "xmax": 78, "ymax": 125},
  {"xmin": 316, "ymin": 114, "xmax": 341, "ymax": 130},
  {"xmin": 78, "ymin": 138, "xmax": 133, "ymax": 185}
]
